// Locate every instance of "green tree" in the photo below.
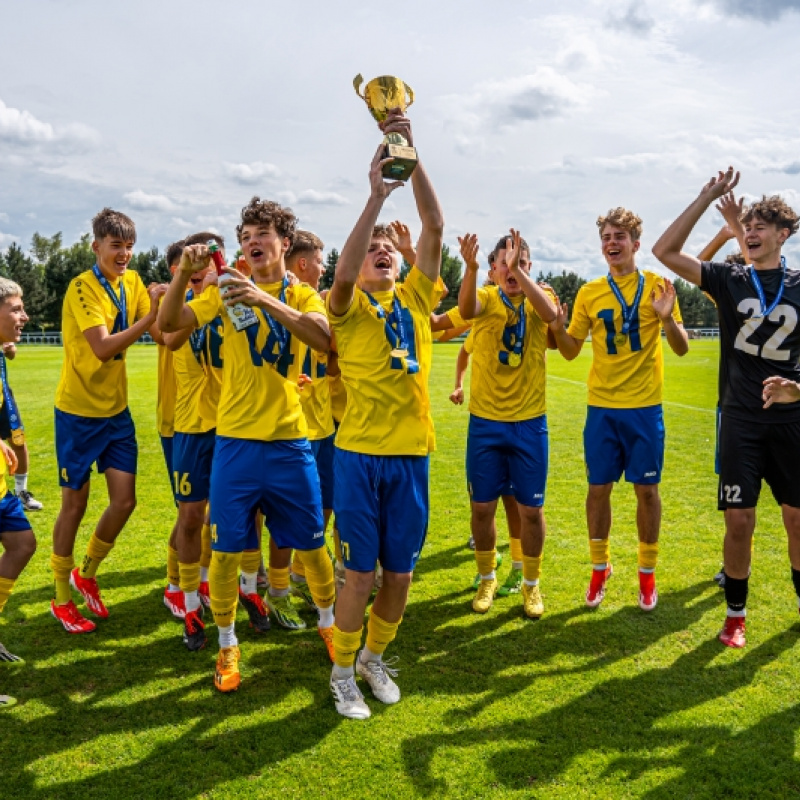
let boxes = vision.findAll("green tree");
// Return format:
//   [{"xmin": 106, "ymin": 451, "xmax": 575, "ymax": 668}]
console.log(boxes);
[
  {"xmin": 0, "ymin": 243, "xmax": 47, "ymax": 328},
  {"xmin": 437, "ymin": 244, "xmax": 463, "ymax": 312},
  {"xmin": 673, "ymin": 277, "xmax": 718, "ymax": 328},
  {"xmin": 42, "ymin": 234, "xmax": 95, "ymax": 327},
  {"xmin": 319, "ymin": 248, "xmax": 338, "ymax": 291},
  {"xmin": 536, "ymin": 270, "xmax": 586, "ymax": 312},
  {"xmin": 130, "ymin": 247, "xmax": 170, "ymax": 284},
  {"xmin": 30, "ymin": 231, "xmax": 63, "ymax": 265}
]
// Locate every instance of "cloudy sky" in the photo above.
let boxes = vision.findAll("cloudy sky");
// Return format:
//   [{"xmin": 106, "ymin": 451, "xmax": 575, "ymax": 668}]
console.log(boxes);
[{"xmin": 2, "ymin": 0, "xmax": 800, "ymax": 278}]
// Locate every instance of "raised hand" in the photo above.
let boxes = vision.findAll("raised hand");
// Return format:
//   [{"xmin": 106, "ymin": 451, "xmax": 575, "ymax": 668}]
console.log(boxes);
[
  {"xmin": 505, "ymin": 228, "xmax": 524, "ymax": 273},
  {"xmin": 369, "ymin": 143, "xmax": 405, "ymax": 200},
  {"xmin": 762, "ymin": 376, "xmax": 800, "ymax": 408},
  {"xmin": 699, "ymin": 166, "xmax": 740, "ymax": 203},
  {"xmin": 380, "ymin": 109, "xmax": 413, "ymax": 146},
  {"xmin": 458, "ymin": 233, "xmax": 480, "ymax": 272},
  {"xmin": 179, "ymin": 244, "xmax": 211, "ymax": 275},
  {"xmin": 391, "ymin": 220, "xmax": 417, "ymax": 264},
  {"xmin": 715, "ymin": 192, "xmax": 745, "ymax": 237},
  {"xmin": 218, "ymin": 266, "xmax": 267, "ymax": 308},
  {"xmin": 549, "ymin": 301, "xmax": 569, "ymax": 332},
  {"xmin": 147, "ymin": 282, "xmax": 168, "ymax": 315},
  {"xmin": 651, "ymin": 278, "xmax": 677, "ymax": 321}
]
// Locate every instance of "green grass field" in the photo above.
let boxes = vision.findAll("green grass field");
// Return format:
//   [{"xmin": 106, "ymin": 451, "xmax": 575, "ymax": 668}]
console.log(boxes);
[{"xmin": 2, "ymin": 341, "xmax": 799, "ymax": 799}]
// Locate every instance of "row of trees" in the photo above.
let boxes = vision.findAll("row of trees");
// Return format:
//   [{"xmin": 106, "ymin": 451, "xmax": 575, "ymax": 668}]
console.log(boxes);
[{"xmin": 0, "ymin": 234, "xmax": 718, "ymax": 330}]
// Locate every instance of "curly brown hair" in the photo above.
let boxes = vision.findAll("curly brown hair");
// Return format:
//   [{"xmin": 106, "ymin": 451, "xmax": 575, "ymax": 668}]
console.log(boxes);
[
  {"xmin": 597, "ymin": 207, "xmax": 643, "ymax": 242},
  {"xmin": 92, "ymin": 207, "xmax": 136, "ymax": 243},
  {"xmin": 371, "ymin": 224, "xmax": 399, "ymax": 247},
  {"xmin": 741, "ymin": 196, "xmax": 800, "ymax": 238},
  {"xmin": 236, "ymin": 197, "xmax": 297, "ymax": 248}
]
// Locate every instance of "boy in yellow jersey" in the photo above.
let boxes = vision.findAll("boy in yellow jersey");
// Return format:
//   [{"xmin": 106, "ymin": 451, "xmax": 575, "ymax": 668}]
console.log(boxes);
[
  {"xmin": 264, "ymin": 229, "xmax": 332, "ymax": 630},
  {"xmin": 0, "ymin": 279, "xmax": 37, "ymax": 707},
  {"xmin": 51, "ymin": 208, "xmax": 165, "ymax": 633},
  {"xmin": 458, "ymin": 230, "xmax": 558, "ymax": 619},
  {"xmin": 152, "ymin": 240, "xmax": 188, "ymax": 620},
  {"xmin": 327, "ymin": 113, "xmax": 444, "ymax": 720},
  {"xmin": 551, "ymin": 208, "xmax": 688, "ymax": 612},
  {"xmin": 161, "ymin": 232, "xmax": 226, "ymax": 651},
  {"xmin": 159, "ymin": 197, "xmax": 336, "ymax": 693}
]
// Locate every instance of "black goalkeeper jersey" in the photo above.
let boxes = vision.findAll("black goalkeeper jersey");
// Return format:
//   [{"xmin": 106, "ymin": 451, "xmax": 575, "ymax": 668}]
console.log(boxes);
[{"xmin": 701, "ymin": 261, "xmax": 800, "ymax": 424}]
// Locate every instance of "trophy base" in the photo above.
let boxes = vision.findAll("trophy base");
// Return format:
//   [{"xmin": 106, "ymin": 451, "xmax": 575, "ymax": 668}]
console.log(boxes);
[{"xmin": 383, "ymin": 142, "xmax": 418, "ymax": 181}]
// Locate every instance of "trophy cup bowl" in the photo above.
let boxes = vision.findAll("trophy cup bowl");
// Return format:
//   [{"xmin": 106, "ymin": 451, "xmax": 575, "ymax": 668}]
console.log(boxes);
[{"xmin": 354, "ymin": 73, "xmax": 418, "ymax": 181}]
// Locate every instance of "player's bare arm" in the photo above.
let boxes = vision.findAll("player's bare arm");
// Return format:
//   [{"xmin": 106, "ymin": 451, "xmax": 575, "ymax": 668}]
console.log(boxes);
[
  {"xmin": 328, "ymin": 144, "xmax": 405, "ymax": 317},
  {"xmin": 391, "ymin": 112, "xmax": 443, "ymax": 284},
  {"xmin": 762, "ymin": 376, "xmax": 800, "ymax": 408},
  {"xmin": 505, "ymin": 229, "xmax": 558, "ymax": 323},
  {"xmin": 221, "ymin": 266, "xmax": 330, "ymax": 353},
  {"xmin": 548, "ymin": 300, "xmax": 583, "ymax": 360},
  {"xmin": 84, "ymin": 282, "xmax": 166, "ymax": 363},
  {"xmin": 457, "ymin": 233, "xmax": 482, "ymax": 320},
  {"xmin": 449, "ymin": 345, "xmax": 469, "ymax": 406},
  {"xmin": 158, "ymin": 244, "xmax": 209, "ymax": 333},
  {"xmin": 652, "ymin": 167, "xmax": 740, "ymax": 285},
  {"xmin": 651, "ymin": 278, "xmax": 688, "ymax": 356}
]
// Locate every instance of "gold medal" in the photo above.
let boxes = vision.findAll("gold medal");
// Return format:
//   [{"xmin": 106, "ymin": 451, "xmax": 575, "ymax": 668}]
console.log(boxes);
[
  {"xmin": 391, "ymin": 348, "xmax": 409, "ymax": 358},
  {"xmin": 508, "ymin": 352, "xmax": 522, "ymax": 367},
  {"xmin": 614, "ymin": 333, "xmax": 627, "ymax": 347}
]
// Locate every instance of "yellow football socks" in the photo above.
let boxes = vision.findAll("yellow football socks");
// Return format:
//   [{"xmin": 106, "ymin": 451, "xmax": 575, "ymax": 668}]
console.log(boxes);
[
  {"xmin": 333, "ymin": 625, "xmax": 363, "ymax": 668},
  {"xmin": 0, "ymin": 576, "xmax": 15, "ymax": 615},
  {"xmin": 291, "ymin": 553, "xmax": 306, "ymax": 579},
  {"xmin": 365, "ymin": 611, "xmax": 399, "ymax": 657},
  {"xmin": 590, "ymin": 538, "xmax": 610, "ymax": 568},
  {"xmin": 240, "ymin": 549, "xmax": 260, "ymax": 575},
  {"xmin": 475, "ymin": 549, "xmax": 497, "ymax": 579},
  {"xmin": 269, "ymin": 566, "xmax": 290, "ymax": 593},
  {"xmin": 638, "ymin": 541, "xmax": 659, "ymax": 571},
  {"xmin": 209, "ymin": 551, "xmax": 242, "ymax": 628},
  {"xmin": 50, "ymin": 553, "xmax": 74, "ymax": 605},
  {"xmin": 297, "ymin": 547, "xmax": 335, "ymax": 610},
  {"xmin": 179, "ymin": 561, "xmax": 201, "ymax": 594},
  {"xmin": 509, "ymin": 536, "xmax": 523, "ymax": 565},
  {"xmin": 167, "ymin": 546, "xmax": 180, "ymax": 587},
  {"xmin": 79, "ymin": 533, "xmax": 114, "ymax": 579},
  {"xmin": 522, "ymin": 554, "xmax": 542, "ymax": 584}
]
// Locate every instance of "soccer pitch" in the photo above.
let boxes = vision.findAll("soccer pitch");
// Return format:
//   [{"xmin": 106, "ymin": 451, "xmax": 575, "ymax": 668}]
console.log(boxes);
[{"xmin": 3, "ymin": 341, "xmax": 799, "ymax": 799}]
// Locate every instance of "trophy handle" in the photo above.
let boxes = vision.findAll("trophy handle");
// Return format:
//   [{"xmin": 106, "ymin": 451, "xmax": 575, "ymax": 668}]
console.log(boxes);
[
  {"xmin": 403, "ymin": 82, "xmax": 415, "ymax": 109},
  {"xmin": 353, "ymin": 73, "xmax": 366, "ymax": 100}
]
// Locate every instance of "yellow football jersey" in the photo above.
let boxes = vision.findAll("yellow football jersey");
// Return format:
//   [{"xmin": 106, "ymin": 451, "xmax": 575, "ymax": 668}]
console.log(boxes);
[
  {"xmin": 468, "ymin": 285, "xmax": 555, "ymax": 421},
  {"xmin": 567, "ymin": 269, "xmax": 683, "ymax": 408},
  {"xmin": 328, "ymin": 370, "xmax": 347, "ymax": 425},
  {"xmin": 189, "ymin": 280, "xmax": 324, "ymax": 441},
  {"xmin": 56, "ymin": 268, "xmax": 150, "ymax": 417},
  {"xmin": 0, "ymin": 395, "xmax": 8, "ymax": 499},
  {"xmin": 156, "ymin": 343, "xmax": 176, "ymax": 437},
  {"xmin": 463, "ymin": 328, "xmax": 475, "ymax": 355},
  {"xmin": 172, "ymin": 316, "xmax": 224, "ymax": 434},
  {"xmin": 299, "ymin": 345, "xmax": 335, "ymax": 441},
  {"xmin": 328, "ymin": 267, "xmax": 436, "ymax": 456}
]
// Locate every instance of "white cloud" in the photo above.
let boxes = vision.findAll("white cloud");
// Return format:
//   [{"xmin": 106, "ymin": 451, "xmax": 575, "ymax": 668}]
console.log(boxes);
[
  {"xmin": 0, "ymin": 232, "xmax": 19, "ymax": 249},
  {"xmin": 604, "ymin": 2, "xmax": 656, "ymax": 33},
  {"xmin": 223, "ymin": 161, "xmax": 281, "ymax": 185},
  {"xmin": 296, "ymin": 190, "xmax": 349, "ymax": 206},
  {"xmin": 528, "ymin": 236, "xmax": 592, "ymax": 263},
  {"xmin": 0, "ymin": 213, "xmax": 8, "ymax": 223},
  {"xmin": 710, "ymin": 0, "xmax": 800, "ymax": 22},
  {"xmin": 123, "ymin": 190, "xmax": 175, "ymax": 213},
  {"xmin": 0, "ymin": 98, "xmax": 98, "ymax": 149}
]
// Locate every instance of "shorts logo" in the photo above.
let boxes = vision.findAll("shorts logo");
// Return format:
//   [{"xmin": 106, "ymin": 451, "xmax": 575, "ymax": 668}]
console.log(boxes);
[
  {"xmin": 644, "ymin": 471, "xmax": 657, "ymax": 478},
  {"xmin": 313, "ymin": 531, "xmax": 324, "ymax": 539},
  {"xmin": 533, "ymin": 493, "xmax": 543, "ymax": 499}
]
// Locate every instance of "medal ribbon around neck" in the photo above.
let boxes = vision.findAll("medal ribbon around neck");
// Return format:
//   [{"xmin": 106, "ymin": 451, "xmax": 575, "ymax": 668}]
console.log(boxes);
[
  {"xmin": 185, "ymin": 289, "xmax": 208, "ymax": 365},
  {"xmin": 498, "ymin": 288, "xmax": 526, "ymax": 368},
  {"xmin": 748, "ymin": 256, "xmax": 786, "ymax": 319},
  {"xmin": 92, "ymin": 264, "xmax": 127, "ymax": 332},
  {"xmin": 364, "ymin": 290, "xmax": 419, "ymax": 371},
  {"xmin": 0, "ymin": 351, "xmax": 23, "ymax": 445},
  {"xmin": 254, "ymin": 275, "xmax": 291, "ymax": 358},
  {"xmin": 606, "ymin": 271, "xmax": 644, "ymax": 341}
]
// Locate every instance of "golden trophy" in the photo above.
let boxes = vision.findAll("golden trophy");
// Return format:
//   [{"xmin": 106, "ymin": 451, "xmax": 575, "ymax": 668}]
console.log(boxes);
[{"xmin": 354, "ymin": 74, "xmax": 418, "ymax": 181}]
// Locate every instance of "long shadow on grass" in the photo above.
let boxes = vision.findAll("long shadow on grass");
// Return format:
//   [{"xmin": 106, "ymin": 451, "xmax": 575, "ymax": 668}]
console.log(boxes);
[
  {"xmin": 2, "ymin": 619, "xmax": 340, "ymax": 800},
  {"xmin": 400, "ymin": 581, "xmax": 721, "ymax": 720},
  {"xmin": 401, "ymin": 629, "xmax": 798, "ymax": 795}
]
